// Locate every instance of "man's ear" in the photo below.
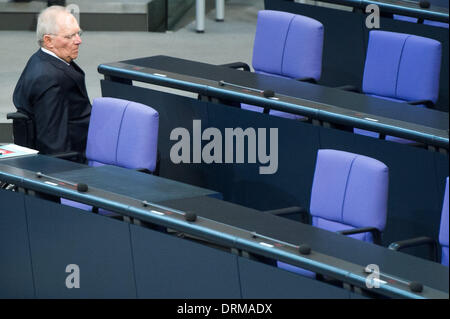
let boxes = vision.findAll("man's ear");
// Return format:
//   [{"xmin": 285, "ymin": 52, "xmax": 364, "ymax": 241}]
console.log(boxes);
[{"xmin": 42, "ymin": 34, "xmax": 53, "ymax": 49}]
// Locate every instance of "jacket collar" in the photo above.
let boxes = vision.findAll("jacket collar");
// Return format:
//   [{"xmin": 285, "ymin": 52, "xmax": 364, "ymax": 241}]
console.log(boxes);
[{"xmin": 40, "ymin": 47, "xmax": 70, "ymax": 66}]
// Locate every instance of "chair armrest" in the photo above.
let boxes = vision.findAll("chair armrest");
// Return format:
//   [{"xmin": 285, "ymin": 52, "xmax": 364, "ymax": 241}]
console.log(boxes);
[
  {"xmin": 388, "ymin": 236, "xmax": 438, "ymax": 261},
  {"xmin": 219, "ymin": 62, "xmax": 251, "ymax": 72},
  {"xmin": 296, "ymin": 77, "xmax": 317, "ymax": 84},
  {"xmin": 337, "ymin": 227, "xmax": 382, "ymax": 245},
  {"xmin": 336, "ymin": 85, "xmax": 361, "ymax": 93},
  {"xmin": 406, "ymin": 100, "xmax": 434, "ymax": 109},
  {"xmin": 7, "ymin": 112, "xmax": 30, "ymax": 121},
  {"xmin": 264, "ymin": 206, "xmax": 309, "ymax": 223}
]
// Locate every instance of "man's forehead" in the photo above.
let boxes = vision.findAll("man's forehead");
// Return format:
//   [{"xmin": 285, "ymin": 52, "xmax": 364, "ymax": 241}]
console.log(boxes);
[{"xmin": 56, "ymin": 13, "xmax": 79, "ymax": 31}]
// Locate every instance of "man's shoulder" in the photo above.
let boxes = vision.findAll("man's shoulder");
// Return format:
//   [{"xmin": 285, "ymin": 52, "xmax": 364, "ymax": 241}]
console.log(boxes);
[{"xmin": 23, "ymin": 50, "xmax": 66, "ymax": 81}]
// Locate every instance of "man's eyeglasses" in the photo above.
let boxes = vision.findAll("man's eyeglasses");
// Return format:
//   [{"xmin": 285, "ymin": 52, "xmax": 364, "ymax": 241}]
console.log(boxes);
[{"xmin": 49, "ymin": 30, "xmax": 83, "ymax": 40}]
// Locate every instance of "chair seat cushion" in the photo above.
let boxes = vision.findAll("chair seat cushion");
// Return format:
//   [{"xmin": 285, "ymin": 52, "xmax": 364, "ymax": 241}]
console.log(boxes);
[
  {"xmin": 241, "ymin": 103, "xmax": 264, "ymax": 113},
  {"xmin": 61, "ymin": 198, "xmax": 120, "ymax": 217},
  {"xmin": 276, "ymin": 261, "xmax": 315, "ymax": 278},
  {"xmin": 60, "ymin": 198, "xmax": 93, "ymax": 212},
  {"xmin": 241, "ymin": 103, "xmax": 307, "ymax": 120},
  {"xmin": 313, "ymin": 217, "xmax": 374, "ymax": 242}
]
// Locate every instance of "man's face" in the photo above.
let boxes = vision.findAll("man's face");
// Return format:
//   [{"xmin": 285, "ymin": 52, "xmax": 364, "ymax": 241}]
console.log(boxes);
[{"xmin": 44, "ymin": 13, "xmax": 82, "ymax": 63}]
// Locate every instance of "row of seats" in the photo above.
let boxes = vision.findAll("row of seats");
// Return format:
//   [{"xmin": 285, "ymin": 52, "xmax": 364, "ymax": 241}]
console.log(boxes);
[
  {"xmin": 232, "ymin": 10, "xmax": 448, "ymax": 275},
  {"xmin": 9, "ymin": 94, "xmax": 447, "ymax": 268},
  {"xmin": 235, "ymin": 10, "xmax": 443, "ymax": 144},
  {"xmin": 56, "ymin": 96, "xmax": 450, "ymax": 275}
]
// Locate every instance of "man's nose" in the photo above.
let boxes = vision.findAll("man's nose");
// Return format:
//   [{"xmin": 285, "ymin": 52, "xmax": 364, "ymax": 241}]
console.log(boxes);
[{"xmin": 74, "ymin": 34, "xmax": 82, "ymax": 45}]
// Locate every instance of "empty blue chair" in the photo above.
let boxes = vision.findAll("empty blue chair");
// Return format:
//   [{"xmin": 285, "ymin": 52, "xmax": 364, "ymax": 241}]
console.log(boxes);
[
  {"xmin": 84, "ymin": 97, "xmax": 159, "ymax": 172},
  {"xmin": 363, "ymin": 30, "xmax": 441, "ymax": 107},
  {"xmin": 241, "ymin": 10, "xmax": 324, "ymax": 120},
  {"xmin": 278, "ymin": 149, "xmax": 389, "ymax": 276},
  {"xmin": 389, "ymin": 177, "xmax": 448, "ymax": 266},
  {"xmin": 61, "ymin": 97, "xmax": 159, "ymax": 214},
  {"xmin": 308, "ymin": 150, "xmax": 389, "ymax": 242},
  {"xmin": 355, "ymin": 30, "xmax": 442, "ymax": 142}
]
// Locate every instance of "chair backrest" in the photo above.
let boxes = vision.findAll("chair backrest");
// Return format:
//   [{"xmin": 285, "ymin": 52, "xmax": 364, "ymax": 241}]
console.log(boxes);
[
  {"xmin": 362, "ymin": 30, "xmax": 441, "ymax": 104},
  {"xmin": 439, "ymin": 177, "xmax": 449, "ymax": 266},
  {"xmin": 86, "ymin": 97, "xmax": 159, "ymax": 173},
  {"xmin": 309, "ymin": 149, "xmax": 389, "ymax": 243},
  {"xmin": 252, "ymin": 10, "xmax": 324, "ymax": 81}
]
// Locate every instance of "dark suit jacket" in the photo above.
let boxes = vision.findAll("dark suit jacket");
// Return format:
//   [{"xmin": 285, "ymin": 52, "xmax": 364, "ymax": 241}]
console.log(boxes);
[{"xmin": 13, "ymin": 49, "xmax": 91, "ymax": 155}]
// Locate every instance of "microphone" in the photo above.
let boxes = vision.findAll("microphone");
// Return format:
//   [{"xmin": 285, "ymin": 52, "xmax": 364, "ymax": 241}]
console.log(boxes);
[
  {"xmin": 263, "ymin": 90, "xmax": 275, "ymax": 98},
  {"xmin": 419, "ymin": 0, "xmax": 430, "ymax": 9},
  {"xmin": 298, "ymin": 244, "xmax": 311, "ymax": 255},
  {"xmin": 409, "ymin": 281, "xmax": 423, "ymax": 293},
  {"xmin": 36, "ymin": 171, "xmax": 88, "ymax": 192},
  {"xmin": 76, "ymin": 183, "xmax": 88, "ymax": 193},
  {"xmin": 184, "ymin": 211, "xmax": 197, "ymax": 222}
]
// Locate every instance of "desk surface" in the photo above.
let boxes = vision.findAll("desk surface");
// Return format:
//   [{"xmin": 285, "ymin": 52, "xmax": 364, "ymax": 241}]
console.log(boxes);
[
  {"xmin": 0, "ymin": 155, "xmax": 220, "ymax": 203},
  {"xmin": 98, "ymin": 55, "xmax": 449, "ymax": 148},
  {"xmin": 0, "ymin": 154, "xmax": 448, "ymax": 298}
]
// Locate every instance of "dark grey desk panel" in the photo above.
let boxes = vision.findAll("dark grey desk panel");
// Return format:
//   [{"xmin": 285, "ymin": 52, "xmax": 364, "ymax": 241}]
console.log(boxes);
[
  {"xmin": 158, "ymin": 195, "xmax": 449, "ymax": 294},
  {"xmin": 24, "ymin": 195, "xmax": 137, "ymax": 298},
  {"xmin": 52, "ymin": 164, "xmax": 221, "ymax": 203},
  {"xmin": 0, "ymin": 189, "xmax": 35, "ymax": 299},
  {"xmin": 130, "ymin": 224, "xmax": 241, "ymax": 298},
  {"xmin": 98, "ymin": 56, "xmax": 449, "ymax": 146},
  {"xmin": 238, "ymin": 257, "xmax": 351, "ymax": 299}
]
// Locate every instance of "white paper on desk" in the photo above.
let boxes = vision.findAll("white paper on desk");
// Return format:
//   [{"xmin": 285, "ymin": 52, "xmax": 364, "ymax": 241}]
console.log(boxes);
[{"xmin": 0, "ymin": 144, "xmax": 39, "ymax": 159}]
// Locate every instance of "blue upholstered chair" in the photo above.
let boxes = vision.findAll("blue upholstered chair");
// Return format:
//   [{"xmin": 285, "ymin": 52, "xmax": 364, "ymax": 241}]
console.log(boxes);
[
  {"xmin": 84, "ymin": 97, "xmax": 159, "ymax": 172},
  {"xmin": 354, "ymin": 30, "xmax": 442, "ymax": 142},
  {"xmin": 362, "ymin": 30, "xmax": 441, "ymax": 107},
  {"xmin": 240, "ymin": 10, "xmax": 324, "ymax": 120},
  {"xmin": 61, "ymin": 97, "xmax": 159, "ymax": 214},
  {"xmin": 389, "ymin": 177, "xmax": 449, "ymax": 266},
  {"xmin": 277, "ymin": 149, "xmax": 389, "ymax": 276}
]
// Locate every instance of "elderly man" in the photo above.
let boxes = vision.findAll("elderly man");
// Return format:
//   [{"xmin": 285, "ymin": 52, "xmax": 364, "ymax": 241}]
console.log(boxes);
[{"xmin": 13, "ymin": 6, "xmax": 91, "ymax": 158}]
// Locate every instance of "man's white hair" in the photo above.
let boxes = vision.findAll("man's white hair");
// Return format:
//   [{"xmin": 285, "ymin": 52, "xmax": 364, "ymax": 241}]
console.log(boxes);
[{"xmin": 36, "ymin": 6, "xmax": 70, "ymax": 47}]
